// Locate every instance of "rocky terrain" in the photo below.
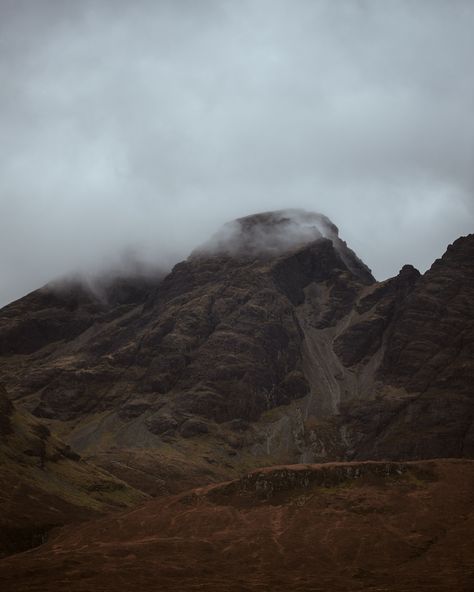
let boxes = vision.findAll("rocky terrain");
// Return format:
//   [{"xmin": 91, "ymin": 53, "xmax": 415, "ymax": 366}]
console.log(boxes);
[
  {"xmin": 0, "ymin": 209, "xmax": 473, "ymax": 588},
  {"xmin": 0, "ymin": 459, "xmax": 473, "ymax": 591}
]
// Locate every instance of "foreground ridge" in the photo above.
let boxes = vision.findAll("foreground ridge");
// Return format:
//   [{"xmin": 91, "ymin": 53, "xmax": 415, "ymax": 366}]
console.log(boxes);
[{"xmin": 1, "ymin": 459, "xmax": 473, "ymax": 591}]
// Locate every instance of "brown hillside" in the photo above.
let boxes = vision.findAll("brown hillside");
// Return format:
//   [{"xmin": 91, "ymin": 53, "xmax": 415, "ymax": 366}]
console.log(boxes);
[{"xmin": 0, "ymin": 460, "xmax": 473, "ymax": 592}]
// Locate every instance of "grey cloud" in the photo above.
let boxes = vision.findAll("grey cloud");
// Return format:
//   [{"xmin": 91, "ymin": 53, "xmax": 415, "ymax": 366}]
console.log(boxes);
[{"xmin": 0, "ymin": 0, "xmax": 473, "ymax": 305}]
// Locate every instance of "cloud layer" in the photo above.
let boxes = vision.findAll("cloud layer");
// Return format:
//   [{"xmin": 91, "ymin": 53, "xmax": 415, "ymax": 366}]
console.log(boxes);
[{"xmin": 1, "ymin": 0, "xmax": 473, "ymax": 305}]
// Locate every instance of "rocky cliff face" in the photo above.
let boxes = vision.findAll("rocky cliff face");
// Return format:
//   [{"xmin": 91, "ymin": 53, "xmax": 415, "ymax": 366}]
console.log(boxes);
[
  {"xmin": 0, "ymin": 210, "xmax": 472, "ymax": 495},
  {"xmin": 334, "ymin": 234, "xmax": 474, "ymax": 460}
]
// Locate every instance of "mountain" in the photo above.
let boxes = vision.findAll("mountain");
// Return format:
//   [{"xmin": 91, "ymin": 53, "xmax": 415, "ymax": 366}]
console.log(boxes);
[
  {"xmin": 0, "ymin": 210, "xmax": 472, "ymax": 487},
  {"xmin": 0, "ymin": 208, "xmax": 473, "ymax": 582},
  {"xmin": 1, "ymin": 459, "xmax": 473, "ymax": 591}
]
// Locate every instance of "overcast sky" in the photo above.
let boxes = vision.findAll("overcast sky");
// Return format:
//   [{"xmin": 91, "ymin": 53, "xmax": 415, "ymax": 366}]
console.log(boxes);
[{"xmin": 1, "ymin": 0, "xmax": 473, "ymax": 305}]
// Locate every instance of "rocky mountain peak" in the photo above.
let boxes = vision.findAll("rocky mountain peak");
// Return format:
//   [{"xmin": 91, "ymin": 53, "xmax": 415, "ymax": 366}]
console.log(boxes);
[
  {"xmin": 193, "ymin": 209, "xmax": 337, "ymax": 259},
  {"xmin": 191, "ymin": 209, "xmax": 375, "ymax": 285}
]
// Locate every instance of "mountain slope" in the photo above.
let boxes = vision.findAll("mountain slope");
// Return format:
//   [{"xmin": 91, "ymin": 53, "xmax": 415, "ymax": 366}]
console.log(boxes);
[
  {"xmin": 1, "ymin": 459, "xmax": 473, "ymax": 592},
  {"xmin": 335, "ymin": 234, "xmax": 474, "ymax": 460},
  {"xmin": 0, "ymin": 384, "xmax": 145, "ymax": 557}
]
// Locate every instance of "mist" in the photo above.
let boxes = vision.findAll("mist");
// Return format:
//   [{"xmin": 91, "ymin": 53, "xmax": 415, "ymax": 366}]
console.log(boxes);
[{"xmin": 1, "ymin": 0, "xmax": 473, "ymax": 306}]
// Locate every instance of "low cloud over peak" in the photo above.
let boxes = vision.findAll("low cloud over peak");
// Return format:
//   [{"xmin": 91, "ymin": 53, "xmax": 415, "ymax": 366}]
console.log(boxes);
[{"xmin": 193, "ymin": 210, "xmax": 337, "ymax": 258}]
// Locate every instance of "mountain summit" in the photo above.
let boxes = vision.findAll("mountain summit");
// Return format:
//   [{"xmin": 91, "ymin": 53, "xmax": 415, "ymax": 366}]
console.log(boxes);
[
  {"xmin": 195, "ymin": 209, "xmax": 339, "ymax": 257},
  {"xmin": 194, "ymin": 209, "xmax": 374, "ymax": 283}
]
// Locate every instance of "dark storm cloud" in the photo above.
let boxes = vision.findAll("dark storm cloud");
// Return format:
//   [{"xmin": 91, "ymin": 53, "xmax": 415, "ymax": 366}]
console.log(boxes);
[{"xmin": 1, "ymin": 0, "xmax": 473, "ymax": 305}]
